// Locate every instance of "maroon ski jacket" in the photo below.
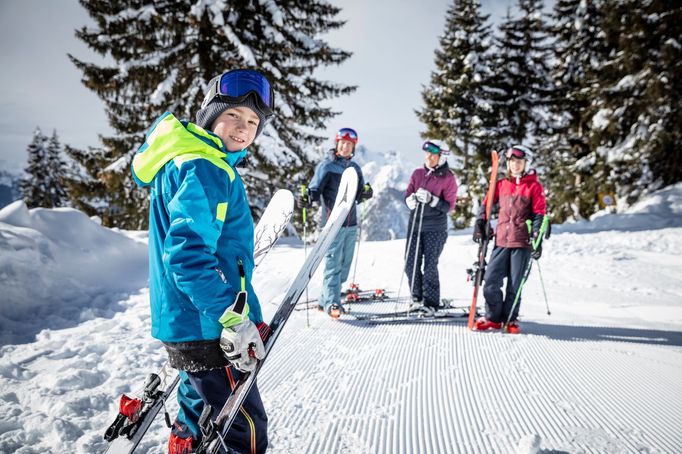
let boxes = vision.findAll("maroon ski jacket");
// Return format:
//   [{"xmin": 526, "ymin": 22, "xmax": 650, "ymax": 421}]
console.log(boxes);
[
  {"xmin": 481, "ymin": 170, "xmax": 546, "ymax": 248},
  {"xmin": 406, "ymin": 162, "xmax": 458, "ymax": 232}
]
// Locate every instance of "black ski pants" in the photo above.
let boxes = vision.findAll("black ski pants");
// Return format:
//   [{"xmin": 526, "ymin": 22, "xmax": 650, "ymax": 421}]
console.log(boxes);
[
  {"xmin": 483, "ymin": 246, "xmax": 531, "ymax": 323},
  {"xmin": 405, "ymin": 229, "xmax": 448, "ymax": 307}
]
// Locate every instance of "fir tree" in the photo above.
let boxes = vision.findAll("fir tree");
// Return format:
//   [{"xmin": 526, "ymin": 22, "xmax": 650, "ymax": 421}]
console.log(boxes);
[
  {"xmin": 45, "ymin": 130, "xmax": 69, "ymax": 208},
  {"xmin": 69, "ymin": 0, "xmax": 354, "ymax": 229},
  {"xmin": 588, "ymin": 0, "xmax": 682, "ymax": 205},
  {"xmin": 63, "ymin": 144, "xmax": 111, "ymax": 223},
  {"xmin": 541, "ymin": 0, "xmax": 609, "ymax": 222},
  {"xmin": 20, "ymin": 128, "xmax": 50, "ymax": 208},
  {"xmin": 489, "ymin": 0, "xmax": 554, "ymax": 147},
  {"xmin": 416, "ymin": 0, "xmax": 495, "ymax": 227}
]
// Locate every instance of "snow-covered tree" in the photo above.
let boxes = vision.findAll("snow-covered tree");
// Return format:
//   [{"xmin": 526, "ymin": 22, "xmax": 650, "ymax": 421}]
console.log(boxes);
[
  {"xmin": 489, "ymin": 0, "xmax": 554, "ymax": 147},
  {"xmin": 21, "ymin": 128, "xmax": 68, "ymax": 208},
  {"xmin": 416, "ymin": 0, "xmax": 495, "ymax": 227},
  {"xmin": 20, "ymin": 128, "xmax": 48, "ymax": 208},
  {"xmin": 45, "ymin": 130, "xmax": 69, "ymax": 208},
  {"xmin": 70, "ymin": 0, "xmax": 355, "ymax": 229},
  {"xmin": 588, "ymin": 0, "xmax": 682, "ymax": 205},
  {"xmin": 540, "ymin": 0, "xmax": 609, "ymax": 222},
  {"xmin": 63, "ymin": 144, "xmax": 111, "ymax": 223}
]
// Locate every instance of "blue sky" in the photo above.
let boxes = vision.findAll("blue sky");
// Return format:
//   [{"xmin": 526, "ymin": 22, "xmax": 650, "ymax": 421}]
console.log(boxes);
[{"xmin": 0, "ymin": 0, "xmax": 516, "ymax": 172}]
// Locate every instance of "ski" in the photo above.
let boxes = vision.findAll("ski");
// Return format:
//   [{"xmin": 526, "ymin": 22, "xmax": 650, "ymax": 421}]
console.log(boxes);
[
  {"xmin": 293, "ymin": 287, "xmax": 390, "ymax": 310},
  {"xmin": 356, "ymin": 309, "xmax": 470, "ymax": 324},
  {"xmin": 195, "ymin": 167, "xmax": 359, "ymax": 454},
  {"xmin": 352, "ymin": 303, "xmax": 472, "ymax": 322},
  {"xmin": 467, "ymin": 151, "xmax": 499, "ymax": 330},
  {"xmin": 102, "ymin": 189, "xmax": 294, "ymax": 454}
]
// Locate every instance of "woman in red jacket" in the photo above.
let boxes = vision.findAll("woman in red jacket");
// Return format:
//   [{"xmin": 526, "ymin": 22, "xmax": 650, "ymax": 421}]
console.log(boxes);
[{"xmin": 472, "ymin": 145, "xmax": 546, "ymax": 333}]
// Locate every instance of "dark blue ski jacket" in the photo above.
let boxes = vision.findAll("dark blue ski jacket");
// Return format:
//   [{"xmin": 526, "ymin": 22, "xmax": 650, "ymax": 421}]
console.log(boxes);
[{"xmin": 308, "ymin": 150, "xmax": 365, "ymax": 227}]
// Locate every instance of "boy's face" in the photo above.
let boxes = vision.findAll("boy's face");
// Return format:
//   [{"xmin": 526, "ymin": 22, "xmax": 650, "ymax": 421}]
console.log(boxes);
[
  {"xmin": 210, "ymin": 106, "xmax": 260, "ymax": 152},
  {"xmin": 336, "ymin": 139, "xmax": 355, "ymax": 158}
]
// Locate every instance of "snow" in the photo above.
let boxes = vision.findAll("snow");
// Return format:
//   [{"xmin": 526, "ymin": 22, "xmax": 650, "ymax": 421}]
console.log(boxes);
[{"xmin": 1, "ymin": 185, "xmax": 682, "ymax": 453}]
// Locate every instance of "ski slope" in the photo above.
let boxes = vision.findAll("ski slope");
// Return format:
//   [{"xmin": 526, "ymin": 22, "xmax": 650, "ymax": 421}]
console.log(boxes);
[{"xmin": 1, "ymin": 184, "xmax": 681, "ymax": 453}]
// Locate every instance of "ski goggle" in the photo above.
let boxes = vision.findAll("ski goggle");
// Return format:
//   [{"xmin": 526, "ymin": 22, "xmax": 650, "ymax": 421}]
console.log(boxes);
[
  {"xmin": 505, "ymin": 145, "xmax": 531, "ymax": 160},
  {"xmin": 422, "ymin": 141, "xmax": 449, "ymax": 155},
  {"xmin": 201, "ymin": 69, "xmax": 274, "ymax": 118},
  {"xmin": 335, "ymin": 128, "xmax": 358, "ymax": 144}
]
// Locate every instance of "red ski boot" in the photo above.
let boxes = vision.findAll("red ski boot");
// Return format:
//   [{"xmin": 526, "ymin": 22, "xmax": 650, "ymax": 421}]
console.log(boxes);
[
  {"xmin": 506, "ymin": 321, "xmax": 521, "ymax": 334},
  {"xmin": 473, "ymin": 317, "xmax": 502, "ymax": 331}
]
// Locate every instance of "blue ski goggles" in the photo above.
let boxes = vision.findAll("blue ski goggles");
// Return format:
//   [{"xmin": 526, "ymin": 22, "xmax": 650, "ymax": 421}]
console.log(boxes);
[
  {"xmin": 201, "ymin": 69, "xmax": 275, "ymax": 118},
  {"xmin": 336, "ymin": 127, "xmax": 358, "ymax": 144},
  {"xmin": 422, "ymin": 141, "xmax": 449, "ymax": 155}
]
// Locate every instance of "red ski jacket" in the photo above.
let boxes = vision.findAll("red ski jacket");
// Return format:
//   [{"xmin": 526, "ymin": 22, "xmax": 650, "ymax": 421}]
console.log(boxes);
[{"xmin": 482, "ymin": 170, "xmax": 546, "ymax": 248}]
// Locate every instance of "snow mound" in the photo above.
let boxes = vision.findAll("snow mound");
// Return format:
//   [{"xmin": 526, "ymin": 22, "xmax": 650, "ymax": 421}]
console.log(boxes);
[
  {"xmin": 556, "ymin": 182, "xmax": 682, "ymax": 233},
  {"xmin": 0, "ymin": 200, "xmax": 148, "ymax": 345}
]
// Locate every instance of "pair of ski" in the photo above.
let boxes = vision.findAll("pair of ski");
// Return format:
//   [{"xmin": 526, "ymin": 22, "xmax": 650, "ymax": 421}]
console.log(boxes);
[
  {"xmin": 103, "ymin": 167, "xmax": 359, "ymax": 453},
  {"xmin": 293, "ymin": 288, "xmax": 389, "ymax": 311},
  {"xmin": 352, "ymin": 300, "xmax": 471, "ymax": 323}
]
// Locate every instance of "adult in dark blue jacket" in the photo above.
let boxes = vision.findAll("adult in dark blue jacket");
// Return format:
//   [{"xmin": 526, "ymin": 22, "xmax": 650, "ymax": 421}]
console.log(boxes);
[
  {"xmin": 132, "ymin": 69, "xmax": 273, "ymax": 453},
  {"xmin": 300, "ymin": 128, "xmax": 372, "ymax": 317}
]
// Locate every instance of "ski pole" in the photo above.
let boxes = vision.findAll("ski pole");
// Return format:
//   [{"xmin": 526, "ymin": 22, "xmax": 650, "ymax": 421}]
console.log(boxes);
[
  {"xmin": 407, "ymin": 202, "xmax": 425, "ymax": 316},
  {"xmin": 504, "ymin": 215, "xmax": 550, "ymax": 330},
  {"xmin": 347, "ymin": 203, "xmax": 364, "ymax": 313},
  {"xmin": 395, "ymin": 201, "xmax": 421, "ymax": 313},
  {"xmin": 536, "ymin": 260, "xmax": 551, "ymax": 316},
  {"xmin": 300, "ymin": 184, "xmax": 310, "ymax": 327}
]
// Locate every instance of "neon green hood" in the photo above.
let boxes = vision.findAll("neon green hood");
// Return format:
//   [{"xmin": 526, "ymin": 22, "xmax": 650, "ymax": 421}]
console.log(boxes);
[{"xmin": 132, "ymin": 111, "xmax": 246, "ymax": 186}]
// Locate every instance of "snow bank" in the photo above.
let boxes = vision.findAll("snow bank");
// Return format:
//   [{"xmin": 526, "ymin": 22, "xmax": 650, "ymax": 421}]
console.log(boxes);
[
  {"xmin": 0, "ymin": 200, "xmax": 148, "ymax": 345},
  {"xmin": 555, "ymin": 182, "xmax": 682, "ymax": 233}
]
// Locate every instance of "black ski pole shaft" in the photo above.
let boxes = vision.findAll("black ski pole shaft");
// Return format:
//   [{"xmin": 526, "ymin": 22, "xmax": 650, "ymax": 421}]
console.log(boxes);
[
  {"xmin": 396, "ymin": 203, "xmax": 420, "ymax": 313},
  {"xmin": 349, "ymin": 205, "xmax": 363, "ymax": 313},
  {"xmin": 536, "ymin": 260, "xmax": 551, "ymax": 315},
  {"xmin": 408, "ymin": 202, "xmax": 426, "ymax": 316}
]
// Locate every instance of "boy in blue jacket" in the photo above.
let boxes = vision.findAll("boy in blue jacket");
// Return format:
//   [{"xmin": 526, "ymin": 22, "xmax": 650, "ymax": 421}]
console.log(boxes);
[{"xmin": 132, "ymin": 69, "xmax": 273, "ymax": 453}]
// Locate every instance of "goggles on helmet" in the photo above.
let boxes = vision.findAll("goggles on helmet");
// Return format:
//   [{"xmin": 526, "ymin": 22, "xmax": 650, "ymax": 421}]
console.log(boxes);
[
  {"xmin": 336, "ymin": 128, "xmax": 358, "ymax": 144},
  {"xmin": 201, "ymin": 69, "xmax": 275, "ymax": 118},
  {"xmin": 422, "ymin": 141, "xmax": 449, "ymax": 155},
  {"xmin": 505, "ymin": 145, "xmax": 531, "ymax": 160}
]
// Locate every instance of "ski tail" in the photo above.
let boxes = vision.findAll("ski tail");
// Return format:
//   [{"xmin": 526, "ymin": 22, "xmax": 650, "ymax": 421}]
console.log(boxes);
[
  {"xmin": 197, "ymin": 168, "xmax": 359, "ymax": 454},
  {"xmin": 467, "ymin": 151, "xmax": 499, "ymax": 330}
]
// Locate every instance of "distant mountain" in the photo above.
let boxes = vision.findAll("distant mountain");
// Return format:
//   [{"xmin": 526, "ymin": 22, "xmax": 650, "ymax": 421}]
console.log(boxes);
[
  {"xmin": 0, "ymin": 164, "xmax": 23, "ymax": 209},
  {"xmin": 353, "ymin": 145, "xmax": 414, "ymax": 241}
]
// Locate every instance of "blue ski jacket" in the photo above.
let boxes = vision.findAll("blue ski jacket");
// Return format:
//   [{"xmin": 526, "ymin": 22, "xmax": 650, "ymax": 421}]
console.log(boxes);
[
  {"xmin": 132, "ymin": 112, "xmax": 262, "ymax": 344},
  {"xmin": 308, "ymin": 150, "xmax": 365, "ymax": 227}
]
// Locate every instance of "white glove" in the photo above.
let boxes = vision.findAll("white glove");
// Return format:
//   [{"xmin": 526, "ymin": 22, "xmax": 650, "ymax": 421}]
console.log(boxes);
[
  {"xmin": 220, "ymin": 319, "xmax": 265, "ymax": 372},
  {"xmin": 429, "ymin": 195, "xmax": 440, "ymax": 208},
  {"xmin": 406, "ymin": 193, "xmax": 417, "ymax": 210},
  {"xmin": 416, "ymin": 188, "xmax": 433, "ymax": 204}
]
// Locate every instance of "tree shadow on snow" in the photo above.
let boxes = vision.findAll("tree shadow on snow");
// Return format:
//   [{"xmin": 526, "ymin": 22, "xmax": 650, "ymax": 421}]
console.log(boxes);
[
  {"xmin": 521, "ymin": 321, "xmax": 682, "ymax": 347},
  {"xmin": 339, "ymin": 315, "xmax": 682, "ymax": 348}
]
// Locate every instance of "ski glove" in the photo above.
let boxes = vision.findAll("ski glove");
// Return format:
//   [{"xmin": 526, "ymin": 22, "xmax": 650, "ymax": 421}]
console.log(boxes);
[
  {"xmin": 358, "ymin": 183, "xmax": 373, "ymax": 202},
  {"xmin": 218, "ymin": 292, "xmax": 265, "ymax": 372},
  {"xmin": 406, "ymin": 193, "xmax": 418, "ymax": 210},
  {"xmin": 220, "ymin": 321, "xmax": 265, "ymax": 372},
  {"xmin": 531, "ymin": 230, "xmax": 543, "ymax": 260},
  {"xmin": 296, "ymin": 192, "xmax": 310, "ymax": 209},
  {"xmin": 415, "ymin": 188, "xmax": 433, "ymax": 204},
  {"xmin": 473, "ymin": 218, "xmax": 489, "ymax": 243}
]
